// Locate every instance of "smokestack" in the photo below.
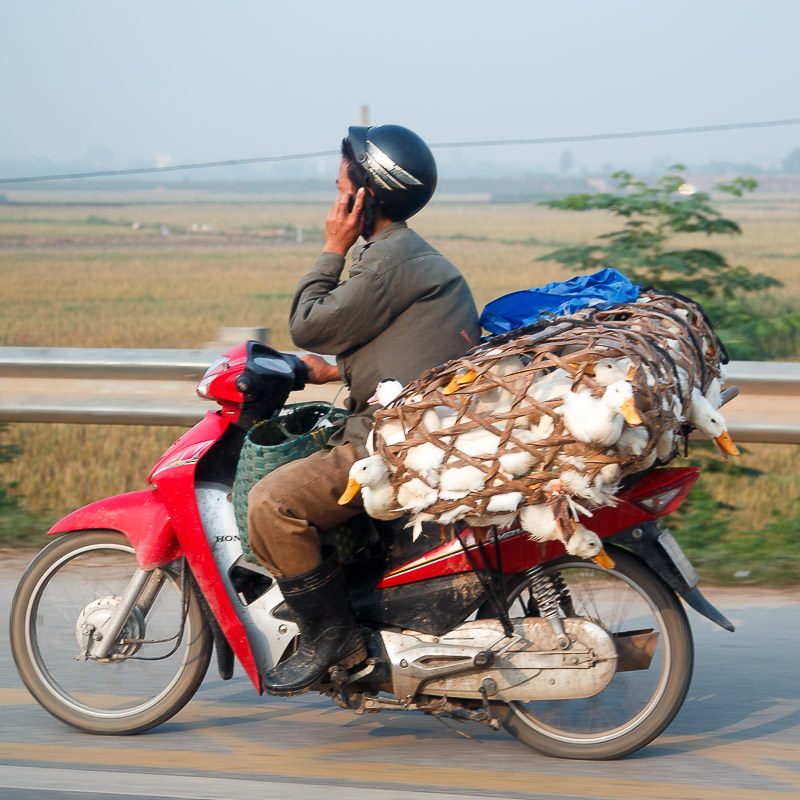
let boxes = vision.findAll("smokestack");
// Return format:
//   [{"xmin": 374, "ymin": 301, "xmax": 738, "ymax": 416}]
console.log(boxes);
[{"xmin": 360, "ymin": 105, "xmax": 370, "ymax": 126}]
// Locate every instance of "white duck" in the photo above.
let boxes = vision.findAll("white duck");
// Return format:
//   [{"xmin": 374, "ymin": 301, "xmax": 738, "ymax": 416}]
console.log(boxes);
[
  {"xmin": 486, "ymin": 490, "xmax": 524, "ymax": 514},
  {"xmin": 338, "ymin": 456, "xmax": 402, "ymax": 520},
  {"xmin": 558, "ymin": 468, "xmax": 618, "ymax": 508},
  {"xmin": 443, "ymin": 355, "xmax": 526, "ymax": 419},
  {"xmin": 366, "ymin": 379, "xmax": 407, "ymax": 454},
  {"xmin": 452, "ymin": 428, "xmax": 501, "ymax": 458},
  {"xmin": 435, "ymin": 503, "xmax": 474, "ymax": 526},
  {"xmin": 566, "ymin": 525, "xmax": 616, "ymax": 569},
  {"xmin": 521, "ymin": 414, "xmax": 555, "ymax": 441},
  {"xmin": 403, "ymin": 441, "xmax": 445, "ymax": 484},
  {"xmin": 396, "ymin": 477, "xmax": 438, "ymax": 514},
  {"xmin": 616, "ymin": 425, "xmax": 649, "ymax": 457},
  {"xmin": 557, "ymin": 380, "xmax": 643, "ymax": 447},
  {"xmin": 498, "ymin": 447, "xmax": 536, "ymax": 478},
  {"xmin": 369, "ymin": 378, "xmax": 404, "ymax": 406},
  {"xmin": 655, "ymin": 427, "xmax": 677, "ymax": 462},
  {"xmin": 518, "ymin": 502, "xmax": 562, "ymax": 543},
  {"xmin": 528, "ymin": 367, "xmax": 573, "ymax": 403},
  {"xmin": 590, "ymin": 357, "xmax": 635, "ymax": 386},
  {"xmin": 703, "ymin": 375, "xmax": 723, "ymax": 410},
  {"xmin": 439, "ymin": 465, "xmax": 486, "ymax": 500},
  {"xmin": 688, "ymin": 388, "xmax": 740, "ymax": 456}
]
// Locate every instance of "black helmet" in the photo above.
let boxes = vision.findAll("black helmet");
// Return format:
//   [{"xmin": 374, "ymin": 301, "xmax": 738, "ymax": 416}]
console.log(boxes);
[{"xmin": 344, "ymin": 124, "xmax": 437, "ymax": 221}]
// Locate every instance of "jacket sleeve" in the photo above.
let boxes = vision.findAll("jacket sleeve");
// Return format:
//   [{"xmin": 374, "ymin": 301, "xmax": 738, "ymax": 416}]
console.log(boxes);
[{"xmin": 289, "ymin": 250, "xmax": 404, "ymax": 354}]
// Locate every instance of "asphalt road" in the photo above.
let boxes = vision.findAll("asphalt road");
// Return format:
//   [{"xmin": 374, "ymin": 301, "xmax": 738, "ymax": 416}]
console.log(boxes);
[{"xmin": 1, "ymin": 551, "xmax": 798, "ymax": 800}]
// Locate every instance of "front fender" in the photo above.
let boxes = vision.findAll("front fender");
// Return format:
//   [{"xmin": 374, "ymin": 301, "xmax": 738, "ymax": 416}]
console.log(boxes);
[{"xmin": 48, "ymin": 489, "xmax": 181, "ymax": 571}]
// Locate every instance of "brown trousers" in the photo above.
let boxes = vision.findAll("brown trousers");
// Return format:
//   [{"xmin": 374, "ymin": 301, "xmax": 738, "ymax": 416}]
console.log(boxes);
[{"xmin": 247, "ymin": 443, "xmax": 363, "ymax": 578}]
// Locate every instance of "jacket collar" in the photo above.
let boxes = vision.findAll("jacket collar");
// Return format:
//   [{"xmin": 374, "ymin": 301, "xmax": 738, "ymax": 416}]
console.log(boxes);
[
  {"xmin": 354, "ymin": 221, "xmax": 407, "ymax": 260},
  {"xmin": 368, "ymin": 220, "xmax": 407, "ymax": 242}
]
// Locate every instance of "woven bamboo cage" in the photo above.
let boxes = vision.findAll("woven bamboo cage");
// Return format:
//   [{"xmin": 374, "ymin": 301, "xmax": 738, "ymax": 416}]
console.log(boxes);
[{"xmin": 372, "ymin": 289, "xmax": 726, "ymax": 524}]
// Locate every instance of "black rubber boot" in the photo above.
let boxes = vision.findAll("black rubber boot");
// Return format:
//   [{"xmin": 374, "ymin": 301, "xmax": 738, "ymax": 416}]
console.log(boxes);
[{"xmin": 262, "ymin": 558, "xmax": 366, "ymax": 695}]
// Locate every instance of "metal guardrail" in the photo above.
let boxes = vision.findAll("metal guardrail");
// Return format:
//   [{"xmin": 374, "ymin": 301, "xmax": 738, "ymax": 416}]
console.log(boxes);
[
  {"xmin": 0, "ymin": 346, "xmax": 223, "ymax": 381},
  {"xmin": 0, "ymin": 347, "xmax": 798, "ymax": 443}
]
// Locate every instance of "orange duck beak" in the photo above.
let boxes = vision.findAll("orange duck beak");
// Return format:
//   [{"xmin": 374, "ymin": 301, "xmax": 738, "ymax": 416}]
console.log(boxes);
[
  {"xmin": 714, "ymin": 430, "xmax": 740, "ymax": 457},
  {"xmin": 338, "ymin": 478, "xmax": 362, "ymax": 505},
  {"xmin": 592, "ymin": 547, "xmax": 616, "ymax": 570},
  {"xmin": 442, "ymin": 369, "xmax": 477, "ymax": 395}
]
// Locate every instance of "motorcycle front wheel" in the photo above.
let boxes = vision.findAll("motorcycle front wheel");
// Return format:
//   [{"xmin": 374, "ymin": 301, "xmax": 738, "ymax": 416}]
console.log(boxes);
[
  {"xmin": 10, "ymin": 530, "xmax": 212, "ymax": 735},
  {"xmin": 489, "ymin": 546, "xmax": 693, "ymax": 760}
]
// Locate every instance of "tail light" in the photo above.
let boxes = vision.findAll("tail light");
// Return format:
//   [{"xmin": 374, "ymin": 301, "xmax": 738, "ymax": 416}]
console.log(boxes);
[
  {"xmin": 629, "ymin": 469, "xmax": 699, "ymax": 517},
  {"xmin": 636, "ymin": 486, "xmax": 690, "ymax": 514}
]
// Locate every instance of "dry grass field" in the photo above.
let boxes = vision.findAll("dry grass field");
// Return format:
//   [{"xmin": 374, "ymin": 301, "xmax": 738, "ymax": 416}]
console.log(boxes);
[{"xmin": 1, "ymin": 191, "xmax": 798, "ymax": 575}]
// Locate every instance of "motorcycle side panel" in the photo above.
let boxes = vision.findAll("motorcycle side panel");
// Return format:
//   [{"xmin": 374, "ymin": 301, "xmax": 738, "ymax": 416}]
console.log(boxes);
[
  {"xmin": 352, "ymin": 571, "xmax": 487, "ymax": 636},
  {"xmin": 378, "ymin": 467, "xmax": 701, "ymax": 587},
  {"xmin": 148, "ymin": 411, "xmax": 227, "ymax": 484},
  {"xmin": 377, "ymin": 527, "xmax": 565, "ymax": 588},
  {"xmin": 47, "ymin": 489, "xmax": 182, "ymax": 572},
  {"xmin": 194, "ymin": 482, "xmax": 298, "ymax": 673}
]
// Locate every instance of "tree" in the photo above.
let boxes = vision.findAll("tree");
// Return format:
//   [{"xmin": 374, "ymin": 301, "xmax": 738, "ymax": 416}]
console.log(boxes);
[{"xmin": 540, "ymin": 166, "xmax": 800, "ymax": 359}]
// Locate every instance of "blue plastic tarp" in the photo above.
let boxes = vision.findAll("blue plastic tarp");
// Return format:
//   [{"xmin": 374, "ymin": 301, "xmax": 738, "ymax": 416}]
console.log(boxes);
[{"xmin": 479, "ymin": 267, "xmax": 641, "ymax": 335}]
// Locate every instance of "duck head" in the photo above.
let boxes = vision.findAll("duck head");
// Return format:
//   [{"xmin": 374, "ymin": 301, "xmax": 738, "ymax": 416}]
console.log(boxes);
[
  {"xmin": 368, "ymin": 379, "xmax": 404, "ymax": 406},
  {"xmin": 689, "ymin": 390, "xmax": 740, "ymax": 456},
  {"xmin": 338, "ymin": 455, "xmax": 390, "ymax": 504},
  {"xmin": 603, "ymin": 380, "xmax": 643, "ymax": 426},
  {"xmin": 591, "ymin": 357, "xmax": 636, "ymax": 386}
]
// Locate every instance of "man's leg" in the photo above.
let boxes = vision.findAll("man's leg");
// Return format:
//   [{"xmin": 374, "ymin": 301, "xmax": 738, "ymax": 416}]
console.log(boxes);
[
  {"xmin": 246, "ymin": 442, "xmax": 367, "ymax": 695},
  {"xmin": 247, "ymin": 442, "xmax": 363, "ymax": 578}
]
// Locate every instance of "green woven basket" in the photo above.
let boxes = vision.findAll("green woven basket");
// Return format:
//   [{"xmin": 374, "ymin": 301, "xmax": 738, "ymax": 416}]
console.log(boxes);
[{"xmin": 233, "ymin": 402, "xmax": 348, "ymax": 562}]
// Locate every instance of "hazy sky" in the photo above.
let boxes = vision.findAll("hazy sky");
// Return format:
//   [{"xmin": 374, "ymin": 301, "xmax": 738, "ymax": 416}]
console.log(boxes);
[{"xmin": 2, "ymin": 1, "xmax": 799, "ymax": 175}]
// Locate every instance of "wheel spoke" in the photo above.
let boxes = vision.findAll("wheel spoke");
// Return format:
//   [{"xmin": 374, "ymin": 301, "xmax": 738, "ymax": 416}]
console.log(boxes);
[
  {"xmin": 11, "ymin": 532, "xmax": 212, "ymax": 733},
  {"xmin": 498, "ymin": 550, "xmax": 693, "ymax": 756}
]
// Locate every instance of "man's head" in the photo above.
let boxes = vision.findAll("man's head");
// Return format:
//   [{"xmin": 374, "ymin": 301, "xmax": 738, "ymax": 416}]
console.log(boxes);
[{"xmin": 341, "ymin": 124, "xmax": 437, "ymax": 226}]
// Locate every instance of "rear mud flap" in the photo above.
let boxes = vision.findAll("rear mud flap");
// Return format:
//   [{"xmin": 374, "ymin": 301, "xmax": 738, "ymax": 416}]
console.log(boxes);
[{"xmin": 610, "ymin": 524, "xmax": 735, "ymax": 632}]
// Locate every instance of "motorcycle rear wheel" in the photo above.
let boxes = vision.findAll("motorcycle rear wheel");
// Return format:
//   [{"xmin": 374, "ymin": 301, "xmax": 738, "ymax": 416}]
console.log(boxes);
[
  {"xmin": 488, "ymin": 546, "xmax": 693, "ymax": 760},
  {"xmin": 10, "ymin": 530, "xmax": 213, "ymax": 735}
]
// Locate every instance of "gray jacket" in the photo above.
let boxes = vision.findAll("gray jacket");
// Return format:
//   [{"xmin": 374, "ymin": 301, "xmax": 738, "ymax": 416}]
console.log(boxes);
[{"xmin": 289, "ymin": 222, "xmax": 480, "ymax": 449}]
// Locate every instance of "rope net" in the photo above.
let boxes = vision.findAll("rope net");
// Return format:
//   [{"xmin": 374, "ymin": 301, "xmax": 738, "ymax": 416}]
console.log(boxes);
[{"xmin": 372, "ymin": 289, "xmax": 727, "ymax": 526}]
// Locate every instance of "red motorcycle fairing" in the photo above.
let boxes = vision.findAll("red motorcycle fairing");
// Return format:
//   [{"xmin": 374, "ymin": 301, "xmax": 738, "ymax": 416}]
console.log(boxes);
[
  {"xmin": 50, "ymin": 411, "xmax": 262, "ymax": 691},
  {"xmin": 47, "ymin": 410, "xmax": 225, "ymax": 571},
  {"xmin": 377, "ymin": 467, "xmax": 700, "ymax": 589},
  {"xmin": 48, "ymin": 489, "xmax": 181, "ymax": 572},
  {"xmin": 146, "ymin": 411, "xmax": 261, "ymax": 689}
]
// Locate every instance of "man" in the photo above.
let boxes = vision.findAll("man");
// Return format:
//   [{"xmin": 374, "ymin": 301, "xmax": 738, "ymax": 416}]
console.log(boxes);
[{"xmin": 248, "ymin": 124, "xmax": 480, "ymax": 695}]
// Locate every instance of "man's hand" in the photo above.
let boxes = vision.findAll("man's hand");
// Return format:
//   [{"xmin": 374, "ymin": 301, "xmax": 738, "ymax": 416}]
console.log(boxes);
[
  {"xmin": 301, "ymin": 353, "xmax": 340, "ymax": 384},
  {"xmin": 323, "ymin": 187, "xmax": 365, "ymax": 256}
]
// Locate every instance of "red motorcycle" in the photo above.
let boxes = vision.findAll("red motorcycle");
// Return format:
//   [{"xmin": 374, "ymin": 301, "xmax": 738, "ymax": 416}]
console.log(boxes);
[{"xmin": 10, "ymin": 341, "xmax": 734, "ymax": 760}]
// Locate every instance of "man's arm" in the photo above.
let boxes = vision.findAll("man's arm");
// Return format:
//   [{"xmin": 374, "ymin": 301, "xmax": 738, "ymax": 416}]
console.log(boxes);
[
  {"xmin": 289, "ymin": 185, "xmax": 403, "ymax": 354},
  {"xmin": 289, "ymin": 256, "xmax": 398, "ymax": 354}
]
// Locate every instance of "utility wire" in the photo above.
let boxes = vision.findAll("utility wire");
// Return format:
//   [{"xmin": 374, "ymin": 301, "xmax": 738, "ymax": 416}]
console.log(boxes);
[
  {"xmin": 0, "ymin": 149, "xmax": 340, "ymax": 185},
  {"xmin": 429, "ymin": 118, "xmax": 800, "ymax": 149},
  {"xmin": 2, "ymin": 117, "xmax": 799, "ymax": 185}
]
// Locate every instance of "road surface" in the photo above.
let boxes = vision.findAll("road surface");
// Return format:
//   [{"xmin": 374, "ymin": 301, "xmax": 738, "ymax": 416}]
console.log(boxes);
[{"xmin": 0, "ymin": 551, "xmax": 798, "ymax": 800}]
